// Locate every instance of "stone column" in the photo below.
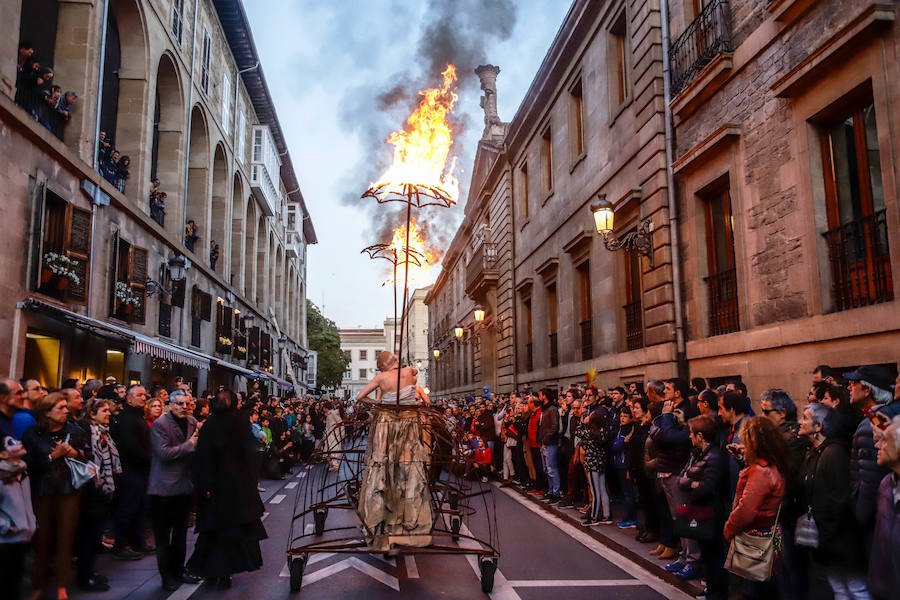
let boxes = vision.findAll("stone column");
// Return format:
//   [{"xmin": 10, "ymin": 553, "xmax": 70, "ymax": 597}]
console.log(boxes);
[{"xmin": 475, "ymin": 64, "xmax": 502, "ymax": 139}]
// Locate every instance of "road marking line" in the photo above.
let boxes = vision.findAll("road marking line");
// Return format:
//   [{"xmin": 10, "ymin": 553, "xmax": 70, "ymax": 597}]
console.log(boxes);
[
  {"xmin": 305, "ymin": 523, "xmax": 314, "ymax": 534},
  {"xmin": 166, "ymin": 582, "xmax": 201, "ymax": 600},
  {"xmin": 404, "ymin": 555, "xmax": 419, "ymax": 579},
  {"xmin": 270, "ymin": 494, "xmax": 286, "ymax": 504},
  {"xmin": 507, "ymin": 579, "xmax": 648, "ymax": 587},
  {"xmin": 262, "ymin": 511, "xmax": 270, "ymax": 521},
  {"xmin": 308, "ymin": 552, "xmax": 336, "ymax": 566},
  {"xmin": 279, "ymin": 561, "xmax": 290, "ymax": 577},
  {"xmin": 285, "ymin": 481, "xmax": 298, "ymax": 489},
  {"xmin": 300, "ymin": 557, "xmax": 399, "ymax": 590},
  {"xmin": 497, "ymin": 486, "xmax": 693, "ymax": 600},
  {"xmin": 297, "ymin": 471, "xmax": 307, "ymax": 478},
  {"xmin": 373, "ymin": 553, "xmax": 396, "ymax": 567}
]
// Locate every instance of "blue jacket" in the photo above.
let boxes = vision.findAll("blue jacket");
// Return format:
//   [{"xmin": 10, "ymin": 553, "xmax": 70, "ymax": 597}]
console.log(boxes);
[{"xmin": 12, "ymin": 408, "xmax": 35, "ymax": 440}]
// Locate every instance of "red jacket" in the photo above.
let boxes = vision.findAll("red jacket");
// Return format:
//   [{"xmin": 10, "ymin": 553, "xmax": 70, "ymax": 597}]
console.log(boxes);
[
  {"xmin": 474, "ymin": 447, "xmax": 493, "ymax": 465},
  {"xmin": 723, "ymin": 460, "xmax": 785, "ymax": 540},
  {"xmin": 527, "ymin": 409, "xmax": 542, "ymax": 448}
]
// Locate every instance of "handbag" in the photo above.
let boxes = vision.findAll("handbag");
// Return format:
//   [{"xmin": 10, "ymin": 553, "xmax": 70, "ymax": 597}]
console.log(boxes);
[
  {"xmin": 64, "ymin": 457, "xmax": 99, "ymax": 489},
  {"xmin": 795, "ymin": 507, "xmax": 819, "ymax": 549},
  {"xmin": 673, "ymin": 504, "xmax": 717, "ymax": 541},
  {"xmin": 724, "ymin": 503, "xmax": 781, "ymax": 582}
]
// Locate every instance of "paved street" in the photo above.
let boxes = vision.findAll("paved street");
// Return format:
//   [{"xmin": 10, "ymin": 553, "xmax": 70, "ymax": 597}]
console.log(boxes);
[{"xmin": 70, "ymin": 462, "xmax": 692, "ymax": 600}]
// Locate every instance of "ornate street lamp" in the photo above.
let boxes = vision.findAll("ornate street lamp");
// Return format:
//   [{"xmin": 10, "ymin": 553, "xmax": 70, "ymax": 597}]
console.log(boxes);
[
  {"xmin": 168, "ymin": 254, "xmax": 190, "ymax": 282},
  {"xmin": 590, "ymin": 193, "xmax": 655, "ymax": 267},
  {"xmin": 454, "ymin": 325, "xmax": 464, "ymax": 339},
  {"xmin": 474, "ymin": 306, "xmax": 486, "ymax": 322},
  {"xmin": 433, "ymin": 349, "xmax": 440, "ymax": 358}
]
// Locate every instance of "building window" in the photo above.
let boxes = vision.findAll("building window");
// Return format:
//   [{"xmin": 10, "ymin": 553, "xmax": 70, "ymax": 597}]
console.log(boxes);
[
  {"xmin": 253, "ymin": 128, "xmax": 263, "ymax": 162},
  {"xmin": 703, "ymin": 185, "xmax": 740, "ymax": 336},
  {"xmin": 34, "ymin": 188, "xmax": 91, "ymax": 304},
  {"xmin": 222, "ymin": 72, "xmax": 231, "ymax": 134},
  {"xmin": 547, "ymin": 283, "xmax": 558, "ymax": 367},
  {"xmin": 358, "ymin": 368, "xmax": 366, "ymax": 379},
  {"xmin": 359, "ymin": 349, "xmax": 367, "ymax": 361},
  {"xmin": 110, "ymin": 234, "xmax": 147, "ymax": 325},
  {"xmin": 190, "ymin": 287, "xmax": 212, "ymax": 347},
  {"xmin": 569, "ymin": 77, "xmax": 585, "ymax": 158},
  {"xmin": 237, "ymin": 107, "xmax": 246, "ymax": 162},
  {"xmin": 821, "ymin": 96, "xmax": 893, "ymax": 311},
  {"xmin": 610, "ymin": 12, "xmax": 629, "ymax": 106},
  {"xmin": 215, "ymin": 301, "xmax": 233, "ymax": 354},
  {"xmin": 519, "ymin": 162, "xmax": 529, "ymax": 219},
  {"xmin": 624, "ymin": 239, "xmax": 643, "ymax": 350},
  {"xmin": 576, "ymin": 261, "xmax": 592, "ymax": 359},
  {"xmin": 172, "ymin": 0, "xmax": 184, "ymax": 44},
  {"xmin": 344, "ymin": 369, "xmax": 351, "ymax": 379},
  {"xmin": 200, "ymin": 29, "xmax": 211, "ymax": 94},
  {"xmin": 523, "ymin": 297, "xmax": 533, "ymax": 372},
  {"xmin": 541, "ymin": 125, "xmax": 553, "ymax": 193}
]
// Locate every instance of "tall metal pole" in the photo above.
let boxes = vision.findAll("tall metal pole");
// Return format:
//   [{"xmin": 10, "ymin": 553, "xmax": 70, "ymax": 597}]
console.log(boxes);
[{"xmin": 396, "ymin": 199, "xmax": 412, "ymax": 404}]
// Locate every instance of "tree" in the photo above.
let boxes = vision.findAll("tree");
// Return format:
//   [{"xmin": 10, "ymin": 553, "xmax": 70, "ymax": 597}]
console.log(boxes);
[{"xmin": 306, "ymin": 299, "xmax": 349, "ymax": 390}]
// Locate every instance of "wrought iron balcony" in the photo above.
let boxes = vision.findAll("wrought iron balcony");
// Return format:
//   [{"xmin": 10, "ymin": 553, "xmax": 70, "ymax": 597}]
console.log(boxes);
[
  {"xmin": 823, "ymin": 209, "xmax": 893, "ymax": 312},
  {"xmin": 704, "ymin": 267, "xmax": 740, "ymax": 336},
  {"xmin": 465, "ymin": 242, "xmax": 499, "ymax": 297},
  {"xmin": 670, "ymin": 0, "xmax": 733, "ymax": 95}
]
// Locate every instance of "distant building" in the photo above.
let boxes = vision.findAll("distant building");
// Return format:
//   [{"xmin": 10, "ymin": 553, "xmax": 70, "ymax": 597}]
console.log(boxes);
[
  {"xmin": 399, "ymin": 287, "xmax": 431, "ymax": 388},
  {"xmin": 336, "ymin": 328, "xmax": 385, "ymax": 399}
]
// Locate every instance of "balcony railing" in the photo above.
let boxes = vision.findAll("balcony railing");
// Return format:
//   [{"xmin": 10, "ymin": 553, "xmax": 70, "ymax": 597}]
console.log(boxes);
[
  {"xmin": 623, "ymin": 301, "xmax": 644, "ymax": 351},
  {"xmin": 670, "ymin": 0, "xmax": 733, "ymax": 95},
  {"xmin": 823, "ymin": 209, "xmax": 893, "ymax": 312},
  {"xmin": 549, "ymin": 333, "xmax": 558, "ymax": 367},
  {"xmin": 580, "ymin": 319, "xmax": 593, "ymax": 360},
  {"xmin": 526, "ymin": 342, "xmax": 533, "ymax": 372},
  {"xmin": 465, "ymin": 242, "xmax": 499, "ymax": 296},
  {"xmin": 705, "ymin": 267, "xmax": 740, "ymax": 336}
]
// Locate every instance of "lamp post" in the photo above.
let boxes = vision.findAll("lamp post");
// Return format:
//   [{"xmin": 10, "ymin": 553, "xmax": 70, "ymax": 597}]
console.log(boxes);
[
  {"xmin": 432, "ymin": 348, "xmax": 440, "ymax": 358},
  {"xmin": 454, "ymin": 325, "xmax": 464, "ymax": 339},
  {"xmin": 474, "ymin": 306, "xmax": 485, "ymax": 323},
  {"xmin": 590, "ymin": 193, "xmax": 655, "ymax": 266}
]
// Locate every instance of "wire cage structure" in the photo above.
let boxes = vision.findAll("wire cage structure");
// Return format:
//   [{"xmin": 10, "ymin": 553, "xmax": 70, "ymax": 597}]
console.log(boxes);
[{"xmin": 286, "ymin": 183, "xmax": 500, "ymax": 594}]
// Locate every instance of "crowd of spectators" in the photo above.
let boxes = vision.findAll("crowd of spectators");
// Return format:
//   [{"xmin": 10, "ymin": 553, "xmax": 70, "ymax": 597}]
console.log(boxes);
[
  {"xmin": 2, "ymin": 364, "xmax": 898, "ymax": 600},
  {"xmin": 97, "ymin": 131, "xmax": 130, "ymax": 193},
  {"xmin": 431, "ymin": 364, "xmax": 900, "ymax": 600},
  {"xmin": 14, "ymin": 41, "xmax": 78, "ymax": 141},
  {"xmin": 0, "ymin": 374, "xmax": 338, "ymax": 599}
]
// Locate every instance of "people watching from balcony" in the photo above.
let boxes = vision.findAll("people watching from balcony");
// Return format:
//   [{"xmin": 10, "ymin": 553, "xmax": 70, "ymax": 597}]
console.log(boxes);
[
  {"xmin": 210, "ymin": 241, "xmax": 220, "ymax": 270},
  {"xmin": 13, "ymin": 44, "xmax": 84, "ymax": 145},
  {"xmin": 185, "ymin": 220, "xmax": 200, "ymax": 252},
  {"xmin": 149, "ymin": 178, "xmax": 167, "ymax": 227}
]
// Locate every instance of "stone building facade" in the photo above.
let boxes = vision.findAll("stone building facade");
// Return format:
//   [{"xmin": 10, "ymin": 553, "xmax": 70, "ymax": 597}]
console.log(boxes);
[
  {"xmin": 1, "ymin": 0, "xmax": 316, "ymax": 393},
  {"xmin": 399, "ymin": 286, "xmax": 431, "ymax": 389},
  {"xmin": 669, "ymin": 0, "xmax": 900, "ymax": 400},
  {"xmin": 427, "ymin": 0, "xmax": 680, "ymax": 397},
  {"xmin": 337, "ymin": 328, "xmax": 386, "ymax": 399},
  {"xmin": 427, "ymin": 0, "xmax": 899, "ymax": 403}
]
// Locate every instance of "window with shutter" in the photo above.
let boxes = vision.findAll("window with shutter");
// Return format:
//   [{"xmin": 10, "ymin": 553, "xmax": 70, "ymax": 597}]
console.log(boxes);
[
  {"xmin": 158, "ymin": 302, "xmax": 172, "ymax": 337},
  {"xmin": 130, "ymin": 246, "xmax": 148, "ymax": 324},
  {"xmin": 260, "ymin": 332, "xmax": 271, "ymax": 364},
  {"xmin": 248, "ymin": 326, "xmax": 260, "ymax": 364},
  {"xmin": 200, "ymin": 291, "xmax": 212, "ymax": 321}
]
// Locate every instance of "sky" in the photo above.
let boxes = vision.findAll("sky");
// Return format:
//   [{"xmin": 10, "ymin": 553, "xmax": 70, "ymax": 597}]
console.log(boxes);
[{"xmin": 243, "ymin": 0, "xmax": 573, "ymax": 329}]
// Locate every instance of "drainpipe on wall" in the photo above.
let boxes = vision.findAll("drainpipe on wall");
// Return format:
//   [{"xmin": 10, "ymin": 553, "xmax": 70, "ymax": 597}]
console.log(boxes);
[
  {"xmin": 505, "ymin": 151, "xmax": 518, "ymax": 392},
  {"xmin": 92, "ymin": 0, "xmax": 110, "ymax": 171},
  {"xmin": 659, "ymin": 0, "xmax": 689, "ymax": 379}
]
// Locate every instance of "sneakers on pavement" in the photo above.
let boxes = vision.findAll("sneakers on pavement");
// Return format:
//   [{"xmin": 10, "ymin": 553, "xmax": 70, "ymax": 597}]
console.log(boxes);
[
  {"xmin": 676, "ymin": 564, "xmax": 701, "ymax": 580},
  {"xmin": 557, "ymin": 499, "xmax": 574, "ymax": 508},
  {"xmin": 599, "ymin": 516, "xmax": 614, "ymax": 525},
  {"xmin": 545, "ymin": 494, "xmax": 561, "ymax": 505},
  {"xmin": 112, "ymin": 547, "xmax": 143, "ymax": 561},
  {"xmin": 581, "ymin": 516, "xmax": 600, "ymax": 526},
  {"xmin": 616, "ymin": 520, "xmax": 637, "ymax": 529},
  {"xmin": 664, "ymin": 561, "xmax": 686, "ymax": 572}
]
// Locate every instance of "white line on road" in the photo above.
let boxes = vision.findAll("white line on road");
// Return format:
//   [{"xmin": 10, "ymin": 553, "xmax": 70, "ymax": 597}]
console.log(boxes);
[
  {"xmin": 270, "ymin": 494, "xmax": 286, "ymax": 504},
  {"xmin": 296, "ymin": 471, "xmax": 307, "ymax": 478},
  {"xmin": 285, "ymin": 481, "xmax": 298, "ymax": 489},
  {"xmin": 404, "ymin": 555, "xmax": 419, "ymax": 579},
  {"xmin": 300, "ymin": 557, "xmax": 400, "ymax": 590},
  {"xmin": 262, "ymin": 511, "xmax": 270, "ymax": 521},
  {"xmin": 279, "ymin": 552, "xmax": 338, "ymax": 577},
  {"xmin": 166, "ymin": 583, "xmax": 201, "ymax": 600},
  {"xmin": 497, "ymin": 486, "xmax": 693, "ymax": 600},
  {"xmin": 507, "ymin": 579, "xmax": 649, "ymax": 587}
]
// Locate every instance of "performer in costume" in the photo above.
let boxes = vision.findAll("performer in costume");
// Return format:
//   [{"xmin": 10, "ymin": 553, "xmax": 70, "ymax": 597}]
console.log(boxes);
[{"xmin": 356, "ymin": 351, "xmax": 431, "ymax": 552}]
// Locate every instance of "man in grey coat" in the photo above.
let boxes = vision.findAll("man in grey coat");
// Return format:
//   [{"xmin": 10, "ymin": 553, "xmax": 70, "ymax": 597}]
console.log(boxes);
[{"xmin": 148, "ymin": 389, "xmax": 201, "ymax": 591}]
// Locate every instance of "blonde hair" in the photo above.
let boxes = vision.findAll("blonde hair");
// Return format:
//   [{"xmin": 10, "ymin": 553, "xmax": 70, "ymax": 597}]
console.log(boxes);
[{"xmin": 376, "ymin": 351, "xmax": 398, "ymax": 372}]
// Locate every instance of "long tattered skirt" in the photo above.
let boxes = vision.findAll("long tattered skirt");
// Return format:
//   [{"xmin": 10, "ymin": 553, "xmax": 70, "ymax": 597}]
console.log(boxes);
[
  {"xmin": 358, "ymin": 406, "xmax": 432, "ymax": 551},
  {"xmin": 187, "ymin": 520, "xmax": 267, "ymax": 578}
]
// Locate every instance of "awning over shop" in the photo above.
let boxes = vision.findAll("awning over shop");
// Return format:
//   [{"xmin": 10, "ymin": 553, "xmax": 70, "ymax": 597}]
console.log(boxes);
[
  {"xmin": 132, "ymin": 334, "xmax": 209, "ymax": 370},
  {"xmin": 214, "ymin": 359, "xmax": 255, "ymax": 377},
  {"xmin": 21, "ymin": 298, "xmax": 134, "ymax": 344},
  {"xmin": 251, "ymin": 368, "xmax": 294, "ymax": 390}
]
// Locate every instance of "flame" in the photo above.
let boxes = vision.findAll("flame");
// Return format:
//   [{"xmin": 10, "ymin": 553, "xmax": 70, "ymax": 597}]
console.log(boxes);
[
  {"xmin": 388, "ymin": 219, "xmax": 436, "ymax": 288},
  {"xmin": 373, "ymin": 65, "xmax": 460, "ymax": 202}
]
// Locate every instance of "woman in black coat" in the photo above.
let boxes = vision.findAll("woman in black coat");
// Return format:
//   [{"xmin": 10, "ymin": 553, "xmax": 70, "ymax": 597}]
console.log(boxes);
[
  {"xmin": 677, "ymin": 415, "xmax": 728, "ymax": 598},
  {"xmin": 187, "ymin": 390, "xmax": 267, "ymax": 589}
]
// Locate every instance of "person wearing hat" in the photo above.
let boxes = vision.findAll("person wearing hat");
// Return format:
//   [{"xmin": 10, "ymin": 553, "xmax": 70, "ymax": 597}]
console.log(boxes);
[{"xmin": 845, "ymin": 364, "xmax": 900, "ymax": 566}]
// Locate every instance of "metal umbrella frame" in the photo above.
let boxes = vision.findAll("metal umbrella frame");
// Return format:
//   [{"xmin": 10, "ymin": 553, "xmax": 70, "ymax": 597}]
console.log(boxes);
[{"xmin": 286, "ymin": 182, "xmax": 500, "ymax": 594}]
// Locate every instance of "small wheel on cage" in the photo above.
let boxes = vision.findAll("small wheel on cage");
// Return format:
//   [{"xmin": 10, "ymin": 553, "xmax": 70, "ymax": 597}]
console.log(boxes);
[
  {"xmin": 448, "ymin": 491, "xmax": 459, "ymax": 510},
  {"xmin": 450, "ymin": 516, "xmax": 461, "ymax": 542},
  {"xmin": 479, "ymin": 557, "xmax": 497, "ymax": 594},
  {"xmin": 313, "ymin": 509, "xmax": 328, "ymax": 536},
  {"xmin": 289, "ymin": 555, "xmax": 307, "ymax": 593}
]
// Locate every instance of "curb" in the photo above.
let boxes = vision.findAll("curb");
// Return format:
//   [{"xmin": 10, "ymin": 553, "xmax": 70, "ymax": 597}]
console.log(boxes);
[{"xmin": 505, "ymin": 485, "xmax": 704, "ymax": 597}]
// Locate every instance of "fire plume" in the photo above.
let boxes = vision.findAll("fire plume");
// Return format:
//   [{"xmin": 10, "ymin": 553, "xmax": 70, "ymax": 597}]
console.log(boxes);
[
  {"xmin": 388, "ymin": 219, "xmax": 435, "ymax": 287},
  {"xmin": 373, "ymin": 65, "xmax": 460, "ymax": 203}
]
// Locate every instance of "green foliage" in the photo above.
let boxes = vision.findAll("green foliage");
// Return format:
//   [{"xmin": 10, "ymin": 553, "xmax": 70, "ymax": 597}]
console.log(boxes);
[{"xmin": 306, "ymin": 299, "xmax": 350, "ymax": 390}]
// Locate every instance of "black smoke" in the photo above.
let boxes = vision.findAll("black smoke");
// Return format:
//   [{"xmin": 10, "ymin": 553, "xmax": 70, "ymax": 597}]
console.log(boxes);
[{"xmin": 337, "ymin": 0, "xmax": 517, "ymax": 262}]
